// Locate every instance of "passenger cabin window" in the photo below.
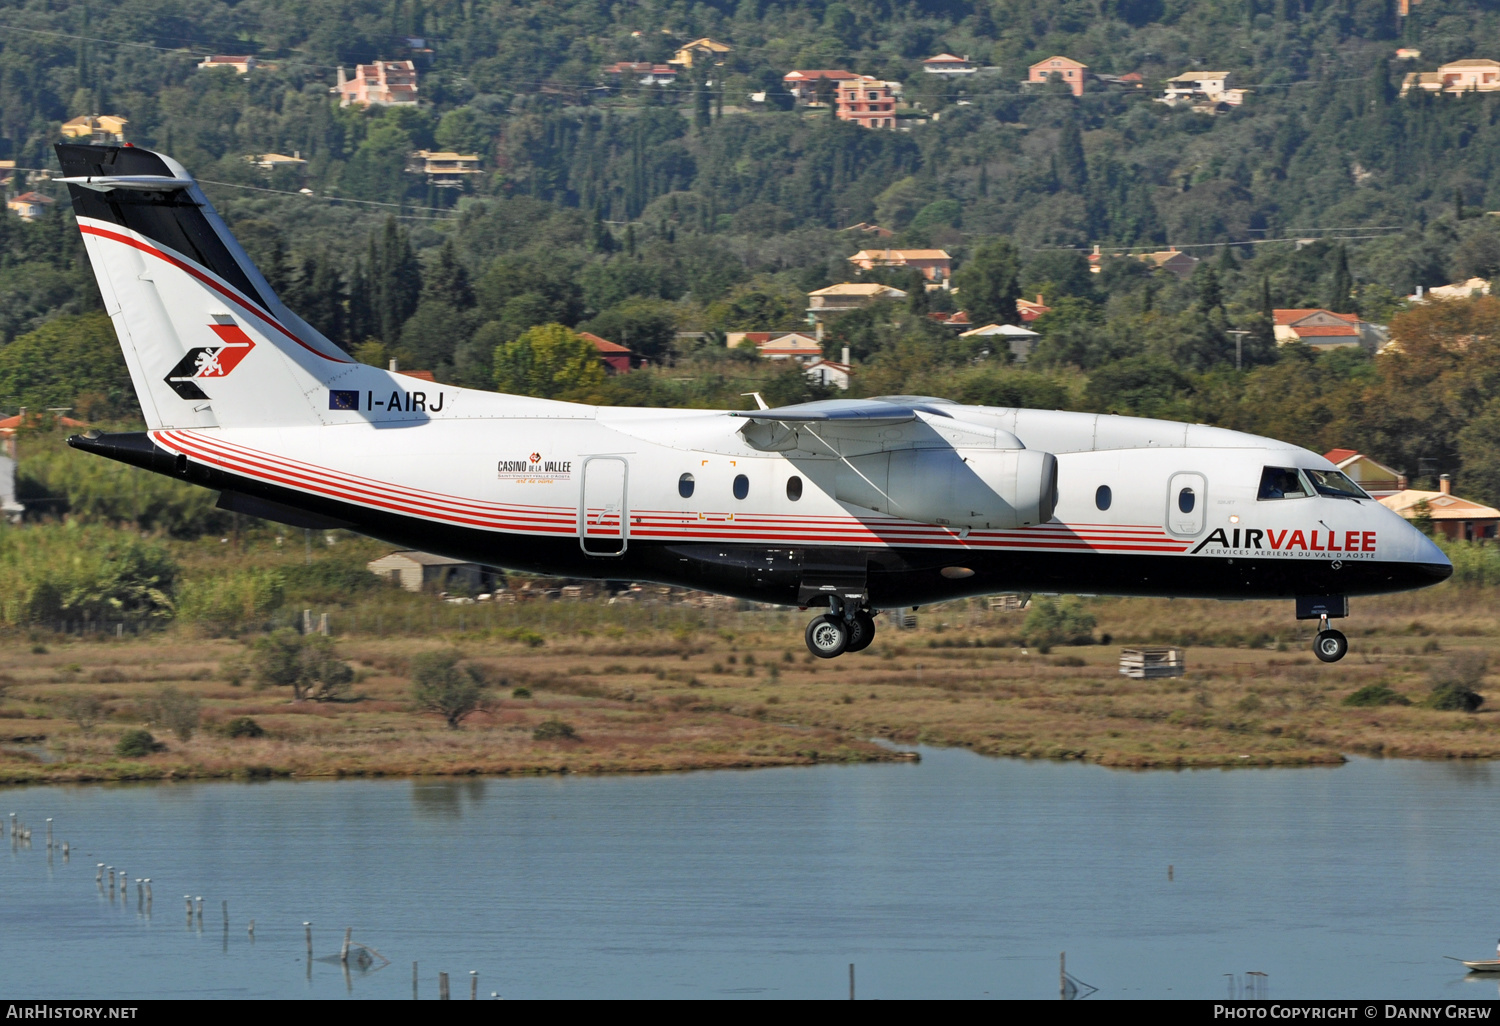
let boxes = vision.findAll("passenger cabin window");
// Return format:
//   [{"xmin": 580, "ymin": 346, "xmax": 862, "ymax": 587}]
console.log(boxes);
[
  {"xmin": 1095, "ymin": 485, "xmax": 1111, "ymax": 511},
  {"xmin": 786, "ymin": 476, "xmax": 803, "ymax": 501},
  {"xmin": 678, "ymin": 473, "xmax": 695, "ymax": 498},
  {"xmin": 1177, "ymin": 487, "xmax": 1195, "ymax": 514},
  {"xmin": 1258, "ymin": 466, "xmax": 1309, "ymax": 500},
  {"xmin": 733, "ymin": 474, "xmax": 749, "ymax": 500},
  {"xmin": 1304, "ymin": 469, "xmax": 1368, "ymax": 500}
]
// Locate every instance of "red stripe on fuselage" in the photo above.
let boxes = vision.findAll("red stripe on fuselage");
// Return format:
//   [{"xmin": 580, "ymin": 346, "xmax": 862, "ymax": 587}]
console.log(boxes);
[{"xmin": 153, "ymin": 430, "xmax": 1193, "ymax": 553}]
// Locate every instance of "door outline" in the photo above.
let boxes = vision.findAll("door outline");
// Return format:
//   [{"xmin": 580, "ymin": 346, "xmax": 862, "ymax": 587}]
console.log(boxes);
[
  {"xmin": 1166, "ymin": 471, "xmax": 1207, "ymax": 537},
  {"xmin": 579, "ymin": 456, "xmax": 629, "ymax": 556}
]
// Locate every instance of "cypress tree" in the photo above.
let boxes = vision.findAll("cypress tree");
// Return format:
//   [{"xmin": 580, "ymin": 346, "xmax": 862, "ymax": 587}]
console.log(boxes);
[
  {"xmin": 1328, "ymin": 245, "xmax": 1355, "ymax": 313},
  {"xmin": 1057, "ymin": 120, "xmax": 1087, "ymax": 193}
]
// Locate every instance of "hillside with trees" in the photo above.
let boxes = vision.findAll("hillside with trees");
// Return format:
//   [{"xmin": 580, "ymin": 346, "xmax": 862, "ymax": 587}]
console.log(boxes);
[{"xmin": 6, "ymin": 0, "xmax": 1500, "ymax": 508}]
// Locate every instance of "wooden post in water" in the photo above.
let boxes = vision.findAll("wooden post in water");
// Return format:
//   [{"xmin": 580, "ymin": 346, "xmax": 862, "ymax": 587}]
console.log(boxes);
[
  {"xmin": 439, "ymin": 972, "xmax": 450, "ymax": 1001},
  {"xmin": 96, "ymin": 863, "xmax": 104, "ymax": 884},
  {"xmin": 305, "ymin": 922, "xmax": 312, "ymax": 960},
  {"xmin": 248, "ymin": 919, "xmax": 255, "ymax": 939},
  {"xmin": 1060, "ymin": 952, "xmax": 1066, "ymax": 1000},
  {"xmin": 412, "ymin": 962, "xmax": 418, "ymax": 1000},
  {"xmin": 1168, "ymin": 864, "xmax": 1174, "ymax": 881},
  {"xmin": 470, "ymin": 971, "xmax": 477, "ymax": 1000},
  {"xmin": 849, "ymin": 963, "xmax": 854, "ymax": 1000},
  {"xmin": 45, "ymin": 818, "xmax": 52, "ymax": 848},
  {"xmin": 340, "ymin": 927, "xmax": 351, "ymax": 965},
  {"xmin": 222, "ymin": 900, "xmax": 228, "ymax": 930},
  {"xmin": 144, "ymin": 880, "xmax": 151, "ymax": 910}
]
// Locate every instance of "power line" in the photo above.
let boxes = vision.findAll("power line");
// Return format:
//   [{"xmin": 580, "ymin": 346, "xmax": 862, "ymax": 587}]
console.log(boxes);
[{"xmin": 196, "ymin": 178, "xmax": 458, "ymax": 217}]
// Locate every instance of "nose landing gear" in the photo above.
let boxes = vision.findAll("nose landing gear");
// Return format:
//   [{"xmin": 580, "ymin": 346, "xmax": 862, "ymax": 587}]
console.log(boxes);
[
  {"xmin": 804, "ymin": 602, "xmax": 877, "ymax": 659},
  {"xmin": 1313, "ymin": 613, "xmax": 1348, "ymax": 663}
]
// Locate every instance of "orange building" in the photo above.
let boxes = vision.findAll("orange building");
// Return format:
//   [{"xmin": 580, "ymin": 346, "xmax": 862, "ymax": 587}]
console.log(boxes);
[
  {"xmin": 836, "ymin": 77, "xmax": 897, "ymax": 129},
  {"xmin": 1027, "ymin": 56, "xmax": 1089, "ymax": 97}
]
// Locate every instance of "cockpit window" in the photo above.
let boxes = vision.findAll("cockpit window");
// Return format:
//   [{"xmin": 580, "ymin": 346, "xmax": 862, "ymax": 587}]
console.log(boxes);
[
  {"xmin": 1258, "ymin": 466, "xmax": 1309, "ymax": 500},
  {"xmin": 1304, "ymin": 468, "xmax": 1369, "ymax": 500}
]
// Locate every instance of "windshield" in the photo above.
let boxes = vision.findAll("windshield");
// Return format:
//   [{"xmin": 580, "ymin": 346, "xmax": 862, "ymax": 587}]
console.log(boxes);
[
  {"xmin": 1257, "ymin": 466, "xmax": 1309, "ymax": 500},
  {"xmin": 1304, "ymin": 468, "xmax": 1369, "ymax": 500}
]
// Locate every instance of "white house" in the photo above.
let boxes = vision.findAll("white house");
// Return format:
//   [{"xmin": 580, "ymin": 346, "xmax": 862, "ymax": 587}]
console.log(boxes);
[
  {"xmin": 366, "ymin": 551, "xmax": 496, "ymax": 593},
  {"xmin": 922, "ymin": 53, "xmax": 976, "ymax": 75},
  {"xmin": 960, "ymin": 322, "xmax": 1042, "ymax": 363}
]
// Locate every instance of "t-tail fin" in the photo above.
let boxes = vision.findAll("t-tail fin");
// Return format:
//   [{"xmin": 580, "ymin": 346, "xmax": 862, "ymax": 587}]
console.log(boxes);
[{"xmin": 56, "ymin": 143, "xmax": 354, "ymax": 431}]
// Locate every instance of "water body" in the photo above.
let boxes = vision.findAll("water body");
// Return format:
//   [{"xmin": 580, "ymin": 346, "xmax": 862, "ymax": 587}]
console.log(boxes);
[{"xmin": 3, "ymin": 750, "xmax": 1499, "ymax": 1000}]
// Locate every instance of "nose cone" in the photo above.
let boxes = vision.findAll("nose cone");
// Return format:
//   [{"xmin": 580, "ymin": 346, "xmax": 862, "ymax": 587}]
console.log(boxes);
[{"xmin": 1409, "ymin": 525, "xmax": 1453, "ymax": 584}]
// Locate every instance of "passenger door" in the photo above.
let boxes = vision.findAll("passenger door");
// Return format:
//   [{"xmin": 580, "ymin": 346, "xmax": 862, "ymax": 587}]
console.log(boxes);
[
  {"xmin": 580, "ymin": 457, "xmax": 628, "ymax": 556},
  {"xmin": 1167, "ymin": 472, "xmax": 1206, "ymax": 536}
]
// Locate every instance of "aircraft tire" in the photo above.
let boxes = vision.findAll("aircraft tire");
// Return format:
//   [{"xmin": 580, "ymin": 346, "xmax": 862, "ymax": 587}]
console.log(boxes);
[
  {"xmin": 805, "ymin": 614, "xmax": 850, "ymax": 659},
  {"xmin": 845, "ymin": 611, "xmax": 876, "ymax": 653},
  {"xmin": 1313, "ymin": 629, "xmax": 1348, "ymax": 663}
]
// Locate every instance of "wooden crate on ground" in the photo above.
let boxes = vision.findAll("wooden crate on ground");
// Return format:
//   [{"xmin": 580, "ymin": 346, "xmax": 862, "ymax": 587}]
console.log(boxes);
[{"xmin": 1119, "ymin": 647, "xmax": 1185, "ymax": 678}]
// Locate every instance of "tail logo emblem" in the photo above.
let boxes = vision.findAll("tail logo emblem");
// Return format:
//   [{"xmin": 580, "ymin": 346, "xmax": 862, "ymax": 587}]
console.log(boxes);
[{"xmin": 165, "ymin": 321, "xmax": 256, "ymax": 400}]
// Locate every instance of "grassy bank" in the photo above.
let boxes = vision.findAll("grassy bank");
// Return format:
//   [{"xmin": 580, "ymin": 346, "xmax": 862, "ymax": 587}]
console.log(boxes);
[{"xmin": 3, "ymin": 579, "xmax": 1500, "ymax": 781}]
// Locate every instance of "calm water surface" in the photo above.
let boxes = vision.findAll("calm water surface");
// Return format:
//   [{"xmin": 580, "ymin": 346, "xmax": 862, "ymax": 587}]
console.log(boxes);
[{"xmin": 2, "ymin": 750, "xmax": 1499, "ymax": 1000}]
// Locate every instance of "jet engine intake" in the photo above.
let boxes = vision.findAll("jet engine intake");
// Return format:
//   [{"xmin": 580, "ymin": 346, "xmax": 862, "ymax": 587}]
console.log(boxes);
[{"xmin": 834, "ymin": 447, "xmax": 1057, "ymax": 529}]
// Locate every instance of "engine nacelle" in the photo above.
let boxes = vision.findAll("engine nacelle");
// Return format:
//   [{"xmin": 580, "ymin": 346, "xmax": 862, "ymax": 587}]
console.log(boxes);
[{"xmin": 834, "ymin": 447, "xmax": 1057, "ymax": 529}]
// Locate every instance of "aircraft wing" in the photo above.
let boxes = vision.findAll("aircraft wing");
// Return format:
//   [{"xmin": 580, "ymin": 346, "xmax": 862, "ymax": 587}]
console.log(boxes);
[
  {"xmin": 732, "ymin": 398, "xmax": 1013, "ymax": 455},
  {"xmin": 729, "ymin": 397, "xmax": 954, "ymax": 426}
]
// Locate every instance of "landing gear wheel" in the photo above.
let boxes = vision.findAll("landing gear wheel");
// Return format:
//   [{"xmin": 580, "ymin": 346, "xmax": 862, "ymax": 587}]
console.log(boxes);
[
  {"xmin": 1314, "ymin": 629, "xmax": 1348, "ymax": 663},
  {"xmin": 805, "ymin": 614, "xmax": 850, "ymax": 659},
  {"xmin": 845, "ymin": 611, "xmax": 876, "ymax": 653}
]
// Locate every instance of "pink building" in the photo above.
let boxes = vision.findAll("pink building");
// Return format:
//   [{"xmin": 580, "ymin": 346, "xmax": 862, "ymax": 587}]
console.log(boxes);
[
  {"xmin": 836, "ymin": 76, "xmax": 897, "ymax": 129},
  {"xmin": 336, "ymin": 61, "xmax": 419, "ymax": 107},
  {"xmin": 1027, "ymin": 55, "xmax": 1089, "ymax": 97}
]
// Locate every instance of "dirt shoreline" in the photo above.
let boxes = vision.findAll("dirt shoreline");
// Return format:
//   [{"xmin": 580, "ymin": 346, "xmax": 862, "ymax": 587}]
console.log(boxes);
[{"xmin": 4, "ymin": 590, "xmax": 1500, "ymax": 784}]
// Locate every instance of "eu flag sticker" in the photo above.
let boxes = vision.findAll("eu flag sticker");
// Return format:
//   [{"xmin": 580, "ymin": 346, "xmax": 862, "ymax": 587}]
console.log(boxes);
[{"xmin": 329, "ymin": 389, "xmax": 360, "ymax": 410}]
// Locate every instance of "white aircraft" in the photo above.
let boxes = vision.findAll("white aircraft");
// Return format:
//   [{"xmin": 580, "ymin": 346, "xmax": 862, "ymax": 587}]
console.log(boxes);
[{"xmin": 55, "ymin": 143, "xmax": 1450, "ymax": 662}]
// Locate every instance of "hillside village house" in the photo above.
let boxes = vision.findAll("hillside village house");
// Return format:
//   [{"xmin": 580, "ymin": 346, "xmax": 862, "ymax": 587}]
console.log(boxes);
[
  {"xmin": 577, "ymin": 332, "xmax": 633, "ymax": 373},
  {"xmin": 847, "ymin": 248, "xmax": 952, "ymax": 284},
  {"xmin": 408, "ymin": 150, "xmax": 481, "ymax": 185},
  {"xmin": 1322, "ymin": 450, "xmax": 1406, "ymax": 498},
  {"xmin": 1137, "ymin": 247, "xmax": 1200, "ymax": 280},
  {"xmin": 922, "ymin": 54, "xmax": 975, "ymax": 75},
  {"xmin": 835, "ymin": 77, "xmax": 898, "ymax": 128},
  {"xmin": 807, "ymin": 283, "xmax": 907, "ymax": 325},
  {"xmin": 668, "ymin": 38, "xmax": 731, "ymax": 68},
  {"xmin": 804, "ymin": 353, "xmax": 853, "ymax": 390},
  {"xmin": 336, "ymin": 61, "xmax": 419, "ymax": 107},
  {"xmin": 1274, "ymin": 309, "xmax": 1389, "ymax": 353},
  {"xmin": 928, "ymin": 310, "xmax": 971, "ymax": 330},
  {"xmin": 60, "ymin": 115, "xmax": 127, "ymax": 143},
  {"xmin": 253, "ymin": 152, "xmax": 306, "ymax": 171},
  {"xmin": 1159, "ymin": 71, "xmax": 1247, "ymax": 111},
  {"xmin": 1380, "ymin": 476, "xmax": 1500, "ymax": 541},
  {"xmin": 7, "ymin": 192, "xmax": 54, "ymax": 221},
  {"xmin": 367, "ymin": 551, "xmax": 497, "ymax": 593},
  {"xmin": 961, "ymin": 322, "xmax": 1041, "ymax": 363},
  {"xmin": 783, "ymin": 69, "xmax": 859, "ymax": 101},
  {"xmin": 725, "ymin": 332, "xmax": 823, "ymax": 362},
  {"xmin": 199, "ymin": 55, "xmax": 256, "ymax": 73},
  {"xmin": 1401, "ymin": 59, "xmax": 1500, "ymax": 95},
  {"xmin": 1015, "ymin": 294, "xmax": 1052, "ymax": 322},
  {"xmin": 1027, "ymin": 56, "xmax": 1089, "ymax": 97}
]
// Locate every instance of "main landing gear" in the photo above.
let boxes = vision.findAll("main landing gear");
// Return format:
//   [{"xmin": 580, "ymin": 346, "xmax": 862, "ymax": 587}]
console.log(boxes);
[
  {"xmin": 1313, "ymin": 614, "xmax": 1348, "ymax": 664},
  {"xmin": 804, "ymin": 602, "xmax": 876, "ymax": 659}
]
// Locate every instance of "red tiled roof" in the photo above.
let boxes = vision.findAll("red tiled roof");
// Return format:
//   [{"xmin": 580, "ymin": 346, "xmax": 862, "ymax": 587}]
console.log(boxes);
[
  {"xmin": 1273, "ymin": 308, "xmax": 1359, "ymax": 326},
  {"xmin": 1293, "ymin": 325, "xmax": 1358, "ymax": 338},
  {"xmin": 1323, "ymin": 448, "xmax": 1360, "ymax": 464},
  {"xmin": 404, "ymin": 370, "xmax": 436, "ymax": 381},
  {"xmin": 785, "ymin": 69, "xmax": 859, "ymax": 81},
  {"xmin": 578, "ymin": 331, "xmax": 632, "ymax": 354}
]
